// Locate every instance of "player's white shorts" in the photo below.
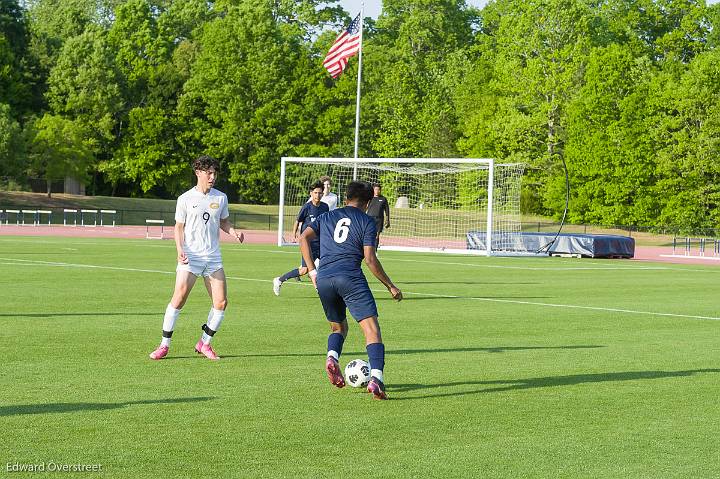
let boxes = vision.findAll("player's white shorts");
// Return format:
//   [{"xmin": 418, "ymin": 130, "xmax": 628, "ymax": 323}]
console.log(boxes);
[{"xmin": 177, "ymin": 256, "xmax": 224, "ymax": 277}]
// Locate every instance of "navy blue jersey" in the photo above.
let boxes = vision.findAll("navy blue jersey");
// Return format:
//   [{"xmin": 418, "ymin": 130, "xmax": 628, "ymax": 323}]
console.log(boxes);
[
  {"xmin": 310, "ymin": 206, "xmax": 377, "ymax": 279},
  {"xmin": 297, "ymin": 201, "xmax": 329, "ymax": 249}
]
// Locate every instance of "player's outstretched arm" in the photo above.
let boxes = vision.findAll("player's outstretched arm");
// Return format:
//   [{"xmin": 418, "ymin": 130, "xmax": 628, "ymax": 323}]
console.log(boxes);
[
  {"xmin": 299, "ymin": 228, "xmax": 318, "ymax": 288},
  {"xmin": 220, "ymin": 217, "xmax": 244, "ymax": 242},
  {"xmin": 363, "ymin": 246, "xmax": 402, "ymax": 301}
]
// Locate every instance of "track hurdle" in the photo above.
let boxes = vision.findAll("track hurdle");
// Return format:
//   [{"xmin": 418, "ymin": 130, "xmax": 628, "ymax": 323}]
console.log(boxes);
[
  {"xmin": 81, "ymin": 209, "xmax": 98, "ymax": 227},
  {"xmin": 64, "ymin": 209, "xmax": 78, "ymax": 226},
  {"xmin": 146, "ymin": 219, "xmax": 165, "ymax": 239},
  {"xmin": 21, "ymin": 209, "xmax": 38, "ymax": 226},
  {"xmin": 673, "ymin": 237, "xmax": 714, "ymax": 257},
  {"xmin": 100, "ymin": 209, "xmax": 117, "ymax": 227},
  {"xmin": 37, "ymin": 210, "xmax": 52, "ymax": 226},
  {"xmin": 4, "ymin": 209, "xmax": 20, "ymax": 225}
]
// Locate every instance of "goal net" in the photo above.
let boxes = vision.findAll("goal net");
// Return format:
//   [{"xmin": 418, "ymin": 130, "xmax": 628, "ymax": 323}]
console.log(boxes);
[{"xmin": 278, "ymin": 157, "xmax": 529, "ymax": 255}]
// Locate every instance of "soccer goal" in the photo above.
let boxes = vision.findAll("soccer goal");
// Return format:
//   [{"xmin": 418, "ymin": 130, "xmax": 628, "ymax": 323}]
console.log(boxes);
[{"xmin": 278, "ymin": 157, "xmax": 530, "ymax": 255}]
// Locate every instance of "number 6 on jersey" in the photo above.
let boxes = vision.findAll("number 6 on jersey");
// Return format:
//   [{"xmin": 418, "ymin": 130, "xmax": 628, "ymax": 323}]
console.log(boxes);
[{"xmin": 333, "ymin": 218, "xmax": 351, "ymax": 243}]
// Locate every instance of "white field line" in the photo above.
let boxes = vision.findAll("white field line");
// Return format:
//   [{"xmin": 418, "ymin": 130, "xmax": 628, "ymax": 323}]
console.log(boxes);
[
  {"xmin": 0, "ymin": 257, "xmax": 267, "ymax": 284},
  {"xmin": 660, "ymin": 254, "xmax": 720, "ymax": 261},
  {"xmin": 0, "ymin": 237, "xmax": 298, "ymax": 253},
  {"xmin": 398, "ymin": 290, "xmax": 720, "ymax": 321},
  {"xmin": 383, "ymin": 257, "xmax": 671, "ymax": 271},
  {"xmin": 2, "ymin": 257, "xmax": 719, "ymax": 321}
]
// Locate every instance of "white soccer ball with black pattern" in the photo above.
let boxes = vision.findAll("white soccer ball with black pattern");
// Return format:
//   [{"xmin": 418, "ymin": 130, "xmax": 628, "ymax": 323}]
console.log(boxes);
[{"xmin": 344, "ymin": 359, "xmax": 371, "ymax": 388}]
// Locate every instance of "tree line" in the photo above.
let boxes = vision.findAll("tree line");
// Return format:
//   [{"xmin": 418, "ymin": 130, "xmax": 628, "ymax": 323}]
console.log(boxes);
[{"xmin": 1, "ymin": 0, "xmax": 719, "ymax": 231}]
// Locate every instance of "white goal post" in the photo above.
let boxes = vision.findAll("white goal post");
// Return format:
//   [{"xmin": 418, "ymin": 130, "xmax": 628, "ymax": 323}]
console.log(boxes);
[{"xmin": 278, "ymin": 157, "xmax": 529, "ymax": 255}]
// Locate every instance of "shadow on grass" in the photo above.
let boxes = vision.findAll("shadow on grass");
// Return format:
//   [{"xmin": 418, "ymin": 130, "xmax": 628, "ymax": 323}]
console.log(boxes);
[
  {"xmin": 376, "ymin": 295, "xmax": 552, "ymax": 301},
  {"xmin": 389, "ymin": 345, "xmax": 604, "ymax": 355},
  {"xmin": 399, "ymin": 281, "xmax": 541, "ymax": 285},
  {"xmin": 0, "ymin": 397, "xmax": 216, "ymax": 417},
  {"xmin": 161, "ymin": 345, "xmax": 604, "ymax": 360},
  {"xmin": 0, "ymin": 312, "xmax": 159, "ymax": 318},
  {"xmin": 389, "ymin": 369, "xmax": 720, "ymax": 400}
]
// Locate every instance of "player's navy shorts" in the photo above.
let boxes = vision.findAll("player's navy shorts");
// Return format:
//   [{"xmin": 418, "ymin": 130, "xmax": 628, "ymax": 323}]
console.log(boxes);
[
  {"xmin": 316, "ymin": 275, "xmax": 378, "ymax": 323},
  {"xmin": 300, "ymin": 244, "xmax": 320, "ymax": 267}
]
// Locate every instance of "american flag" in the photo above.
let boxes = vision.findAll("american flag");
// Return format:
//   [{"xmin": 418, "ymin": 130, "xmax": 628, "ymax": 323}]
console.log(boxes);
[{"xmin": 323, "ymin": 13, "xmax": 362, "ymax": 79}]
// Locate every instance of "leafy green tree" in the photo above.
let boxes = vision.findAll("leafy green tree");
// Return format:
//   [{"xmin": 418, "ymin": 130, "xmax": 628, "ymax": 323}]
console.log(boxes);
[
  {"xmin": 0, "ymin": 102, "xmax": 22, "ymax": 177},
  {"xmin": 0, "ymin": 0, "xmax": 26, "ymax": 54},
  {"xmin": 107, "ymin": 0, "xmax": 176, "ymax": 104},
  {"xmin": 23, "ymin": 0, "xmax": 107, "ymax": 111},
  {"xmin": 707, "ymin": 3, "xmax": 720, "ymax": 49},
  {"xmin": 0, "ymin": 0, "xmax": 30, "ymax": 114},
  {"xmin": 0, "ymin": 33, "xmax": 18, "ymax": 105},
  {"xmin": 45, "ymin": 25, "xmax": 123, "ymax": 159},
  {"xmin": 458, "ymin": 0, "xmax": 594, "ymax": 215},
  {"xmin": 563, "ymin": 45, "xmax": 659, "ymax": 225},
  {"xmin": 108, "ymin": 106, "xmax": 188, "ymax": 195},
  {"xmin": 367, "ymin": 0, "xmax": 477, "ymax": 158},
  {"xmin": 178, "ymin": 1, "xmax": 329, "ymax": 202},
  {"xmin": 597, "ymin": 0, "xmax": 709, "ymax": 62},
  {"xmin": 651, "ymin": 50, "xmax": 720, "ymax": 231},
  {"xmin": 24, "ymin": 113, "xmax": 94, "ymax": 197}
]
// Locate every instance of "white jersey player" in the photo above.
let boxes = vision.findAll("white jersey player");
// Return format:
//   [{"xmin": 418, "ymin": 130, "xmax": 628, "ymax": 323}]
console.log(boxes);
[
  {"xmin": 149, "ymin": 155, "xmax": 244, "ymax": 361},
  {"xmin": 175, "ymin": 187, "xmax": 229, "ymax": 273},
  {"xmin": 319, "ymin": 175, "xmax": 338, "ymax": 210}
]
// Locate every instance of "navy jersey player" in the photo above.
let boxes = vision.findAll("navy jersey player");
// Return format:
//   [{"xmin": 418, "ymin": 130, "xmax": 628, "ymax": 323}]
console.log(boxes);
[
  {"xmin": 273, "ymin": 181, "xmax": 329, "ymax": 295},
  {"xmin": 366, "ymin": 183, "xmax": 390, "ymax": 251},
  {"xmin": 299, "ymin": 181, "xmax": 402, "ymax": 400}
]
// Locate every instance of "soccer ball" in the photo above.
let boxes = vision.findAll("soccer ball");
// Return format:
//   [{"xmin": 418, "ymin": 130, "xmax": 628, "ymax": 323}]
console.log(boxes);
[{"xmin": 344, "ymin": 359, "xmax": 371, "ymax": 388}]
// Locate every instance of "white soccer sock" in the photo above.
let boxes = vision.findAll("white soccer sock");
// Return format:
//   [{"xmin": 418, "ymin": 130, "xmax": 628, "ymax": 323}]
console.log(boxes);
[
  {"xmin": 371, "ymin": 369, "xmax": 384, "ymax": 383},
  {"xmin": 208, "ymin": 308, "xmax": 225, "ymax": 331},
  {"xmin": 327, "ymin": 350, "xmax": 339, "ymax": 361},
  {"xmin": 202, "ymin": 308, "xmax": 225, "ymax": 344},
  {"xmin": 161, "ymin": 304, "xmax": 181, "ymax": 346}
]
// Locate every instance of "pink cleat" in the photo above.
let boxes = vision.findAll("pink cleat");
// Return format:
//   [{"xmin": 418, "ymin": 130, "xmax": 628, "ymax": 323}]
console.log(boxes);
[
  {"xmin": 195, "ymin": 340, "xmax": 220, "ymax": 360},
  {"xmin": 149, "ymin": 345, "xmax": 169, "ymax": 360},
  {"xmin": 325, "ymin": 357, "xmax": 345, "ymax": 388},
  {"xmin": 367, "ymin": 377, "xmax": 388, "ymax": 400}
]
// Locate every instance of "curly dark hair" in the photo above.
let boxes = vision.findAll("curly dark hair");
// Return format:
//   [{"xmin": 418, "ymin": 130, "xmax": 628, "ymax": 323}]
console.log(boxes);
[
  {"xmin": 191, "ymin": 155, "xmax": 220, "ymax": 172},
  {"xmin": 345, "ymin": 181, "xmax": 373, "ymax": 203}
]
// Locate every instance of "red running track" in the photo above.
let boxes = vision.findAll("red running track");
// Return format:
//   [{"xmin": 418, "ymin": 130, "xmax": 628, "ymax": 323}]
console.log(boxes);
[{"xmin": 1, "ymin": 224, "xmax": 718, "ymax": 266}]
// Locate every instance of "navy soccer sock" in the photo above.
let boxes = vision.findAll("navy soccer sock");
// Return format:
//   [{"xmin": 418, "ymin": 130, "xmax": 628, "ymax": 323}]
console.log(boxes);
[
  {"xmin": 327, "ymin": 332, "xmax": 345, "ymax": 361},
  {"xmin": 366, "ymin": 342, "xmax": 385, "ymax": 382},
  {"xmin": 279, "ymin": 268, "xmax": 301, "ymax": 282}
]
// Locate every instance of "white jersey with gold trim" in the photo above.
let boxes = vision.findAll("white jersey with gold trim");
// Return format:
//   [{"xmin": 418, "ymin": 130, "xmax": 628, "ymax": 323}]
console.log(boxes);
[{"xmin": 175, "ymin": 187, "xmax": 230, "ymax": 259}]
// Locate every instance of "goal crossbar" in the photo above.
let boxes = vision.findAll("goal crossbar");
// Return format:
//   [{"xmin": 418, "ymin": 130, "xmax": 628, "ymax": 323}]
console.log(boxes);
[{"xmin": 282, "ymin": 157, "xmax": 494, "ymax": 164}]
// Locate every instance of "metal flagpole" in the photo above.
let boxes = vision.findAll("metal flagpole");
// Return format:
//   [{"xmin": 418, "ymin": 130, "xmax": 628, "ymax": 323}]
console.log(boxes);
[{"xmin": 353, "ymin": 4, "xmax": 364, "ymax": 179}]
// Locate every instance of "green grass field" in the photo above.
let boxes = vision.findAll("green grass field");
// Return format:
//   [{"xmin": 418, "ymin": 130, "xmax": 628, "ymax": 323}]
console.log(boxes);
[{"xmin": 1, "ymin": 236, "xmax": 719, "ymax": 478}]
